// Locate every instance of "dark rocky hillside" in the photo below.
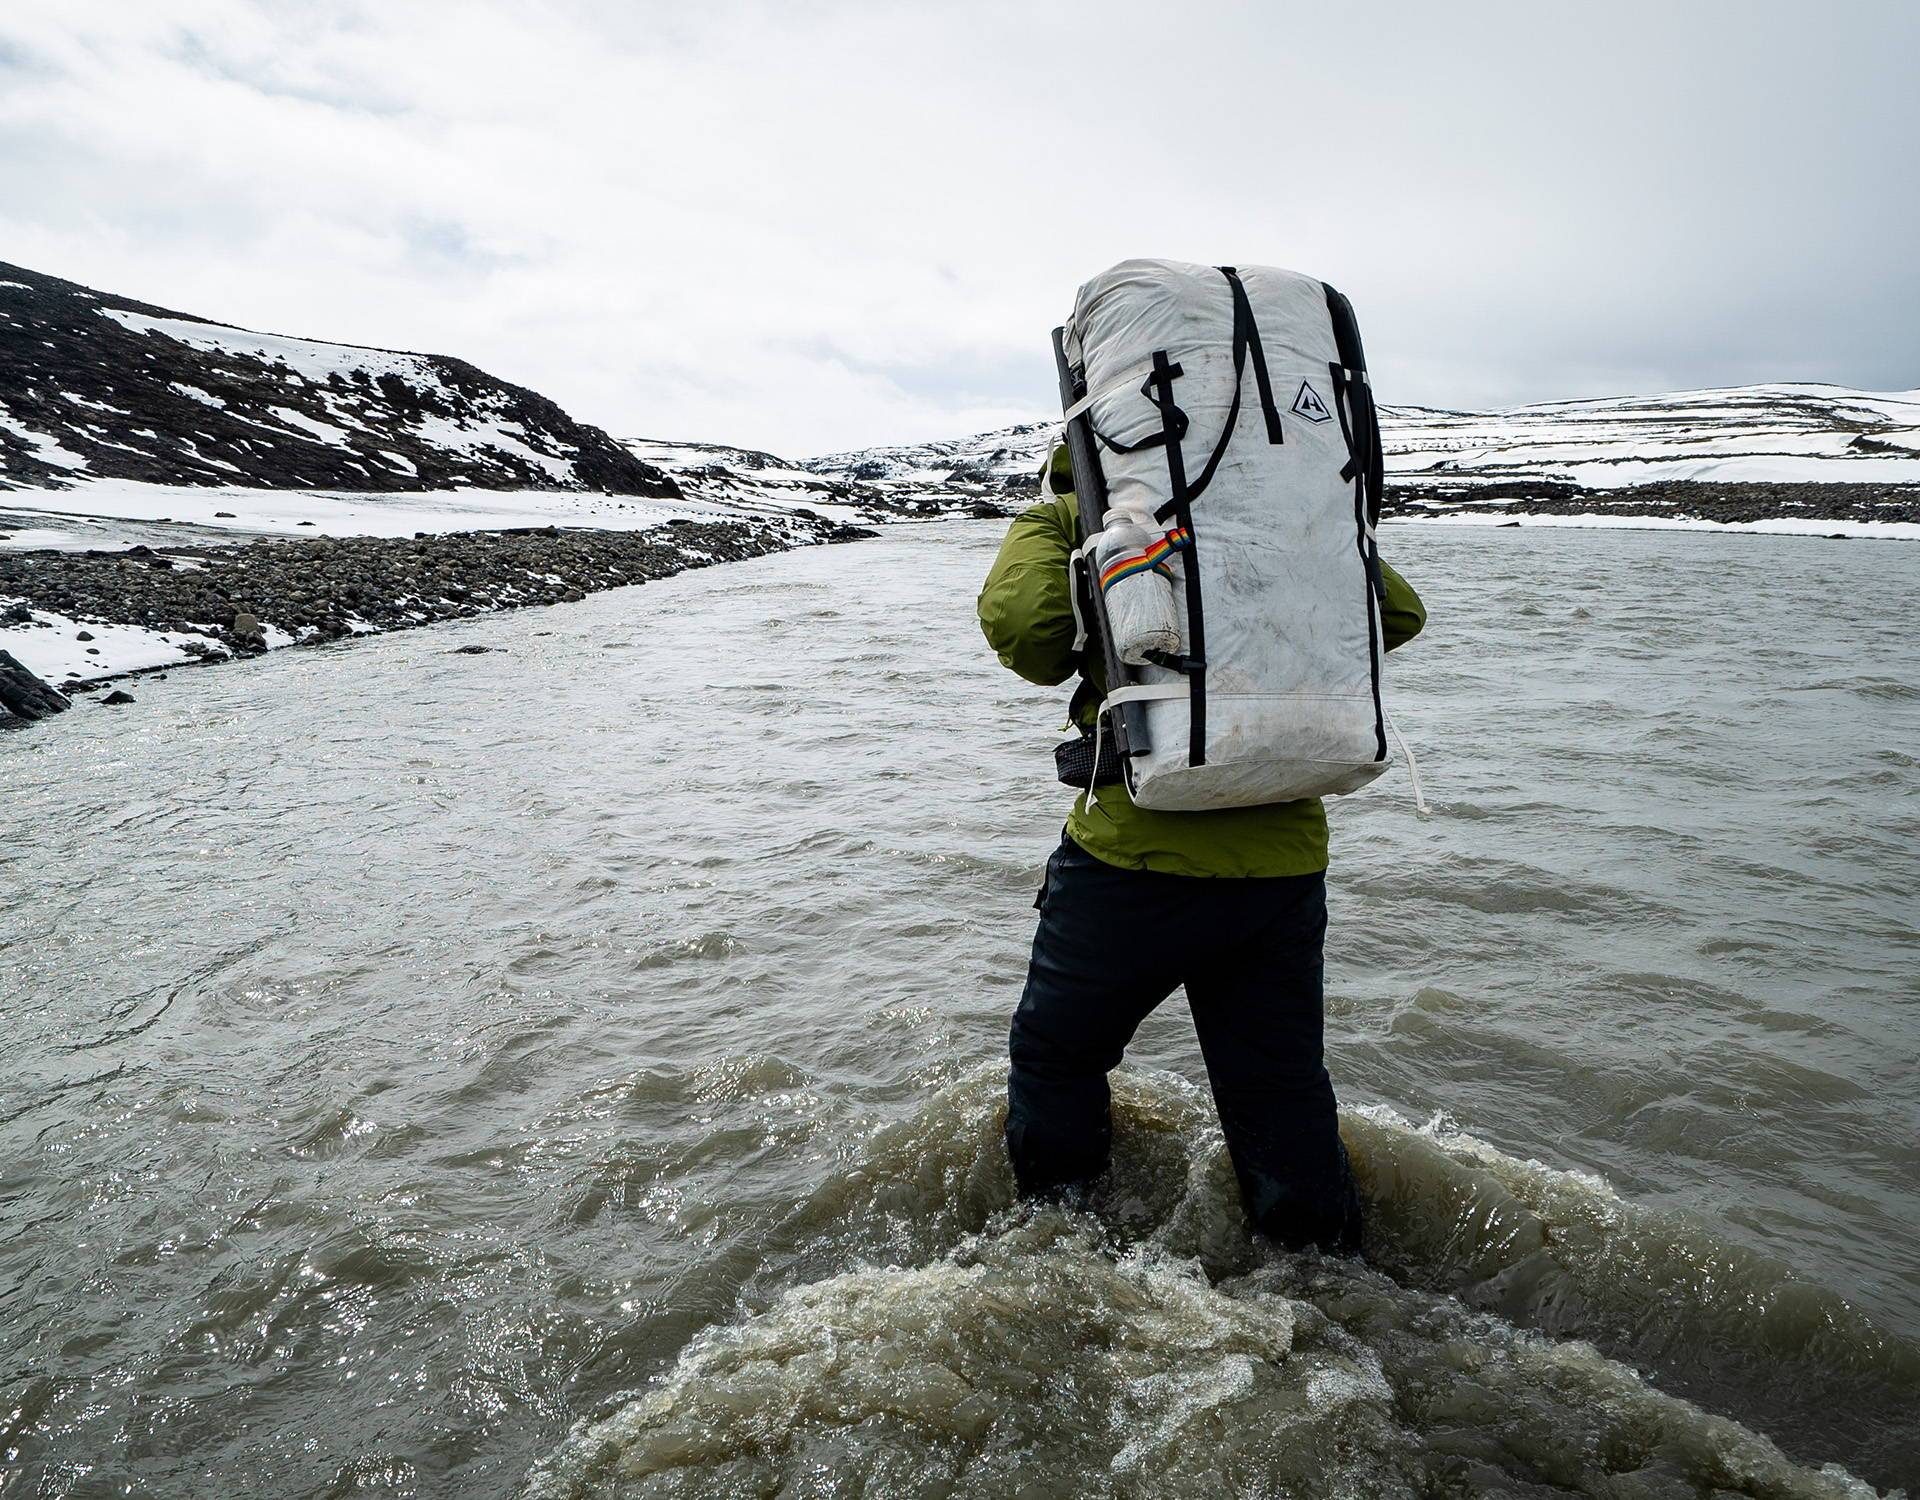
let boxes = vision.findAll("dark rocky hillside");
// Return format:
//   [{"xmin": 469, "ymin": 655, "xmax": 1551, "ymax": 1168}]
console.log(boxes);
[{"xmin": 0, "ymin": 262, "xmax": 677, "ymax": 496}]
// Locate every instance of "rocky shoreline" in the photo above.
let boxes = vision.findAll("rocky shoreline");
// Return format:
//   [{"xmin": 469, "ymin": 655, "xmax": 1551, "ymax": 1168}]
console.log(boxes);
[
  {"xmin": 0, "ymin": 513, "xmax": 870, "ymax": 721},
  {"xmin": 1383, "ymin": 479, "xmax": 1920, "ymax": 527}
]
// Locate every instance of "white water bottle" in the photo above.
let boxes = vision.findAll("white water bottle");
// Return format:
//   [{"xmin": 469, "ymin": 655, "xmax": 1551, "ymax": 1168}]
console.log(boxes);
[{"xmin": 1093, "ymin": 507, "xmax": 1182, "ymax": 666}]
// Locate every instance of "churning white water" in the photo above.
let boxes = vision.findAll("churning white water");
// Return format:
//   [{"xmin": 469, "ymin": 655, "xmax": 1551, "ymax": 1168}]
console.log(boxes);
[{"xmin": 5, "ymin": 523, "xmax": 1917, "ymax": 1497}]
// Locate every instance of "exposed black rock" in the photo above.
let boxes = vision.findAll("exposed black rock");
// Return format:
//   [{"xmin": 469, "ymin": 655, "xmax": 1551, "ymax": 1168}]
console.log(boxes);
[
  {"xmin": 0, "ymin": 649, "xmax": 69, "ymax": 721},
  {"xmin": 0, "ymin": 262, "xmax": 679, "ymax": 497},
  {"xmin": 100, "ymin": 689, "xmax": 135, "ymax": 705}
]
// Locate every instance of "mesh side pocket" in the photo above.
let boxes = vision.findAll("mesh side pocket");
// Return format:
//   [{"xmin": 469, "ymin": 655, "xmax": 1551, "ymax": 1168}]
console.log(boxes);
[{"xmin": 1053, "ymin": 726, "xmax": 1125, "ymax": 789}]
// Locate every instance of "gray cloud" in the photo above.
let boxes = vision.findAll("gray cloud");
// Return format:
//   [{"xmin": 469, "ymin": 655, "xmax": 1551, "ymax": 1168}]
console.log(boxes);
[{"xmin": 1, "ymin": 0, "xmax": 1913, "ymax": 454}]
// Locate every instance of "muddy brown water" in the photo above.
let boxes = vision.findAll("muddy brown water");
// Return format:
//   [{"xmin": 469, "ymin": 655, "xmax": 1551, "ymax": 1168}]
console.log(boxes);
[{"xmin": 4, "ymin": 522, "xmax": 1917, "ymax": 1497}]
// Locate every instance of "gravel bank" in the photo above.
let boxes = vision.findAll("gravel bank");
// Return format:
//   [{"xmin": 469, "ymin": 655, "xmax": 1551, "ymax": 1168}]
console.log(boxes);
[{"xmin": 0, "ymin": 514, "xmax": 869, "ymax": 704}]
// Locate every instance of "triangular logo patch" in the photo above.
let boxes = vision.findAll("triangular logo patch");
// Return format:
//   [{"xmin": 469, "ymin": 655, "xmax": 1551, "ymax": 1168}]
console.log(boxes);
[{"xmin": 1292, "ymin": 380, "xmax": 1332, "ymax": 424}]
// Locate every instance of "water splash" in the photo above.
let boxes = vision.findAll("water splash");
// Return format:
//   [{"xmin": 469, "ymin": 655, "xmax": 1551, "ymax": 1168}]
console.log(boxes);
[{"xmin": 526, "ymin": 1070, "xmax": 1908, "ymax": 1498}]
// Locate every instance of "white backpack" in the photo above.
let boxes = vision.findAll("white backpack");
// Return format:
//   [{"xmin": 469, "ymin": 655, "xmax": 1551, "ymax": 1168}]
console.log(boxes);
[{"xmin": 1053, "ymin": 257, "xmax": 1413, "ymax": 812}]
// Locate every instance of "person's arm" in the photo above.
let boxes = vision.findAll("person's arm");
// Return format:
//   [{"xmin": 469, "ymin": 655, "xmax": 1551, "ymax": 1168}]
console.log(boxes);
[
  {"xmin": 978, "ymin": 495, "xmax": 1078, "ymax": 686},
  {"xmin": 1378, "ymin": 560, "xmax": 1426, "ymax": 652}
]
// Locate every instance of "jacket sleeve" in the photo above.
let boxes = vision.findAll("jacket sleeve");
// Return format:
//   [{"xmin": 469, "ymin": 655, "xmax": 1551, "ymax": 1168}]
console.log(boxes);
[
  {"xmin": 978, "ymin": 499, "xmax": 1078, "ymax": 686},
  {"xmin": 1378, "ymin": 560, "xmax": 1426, "ymax": 652}
]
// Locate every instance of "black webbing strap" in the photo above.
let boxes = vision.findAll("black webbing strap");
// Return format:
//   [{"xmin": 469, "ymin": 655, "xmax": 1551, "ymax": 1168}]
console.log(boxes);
[
  {"xmin": 1221, "ymin": 266, "xmax": 1285, "ymax": 446},
  {"xmin": 1324, "ymin": 283, "xmax": 1384, "ymax": 527},
  {"xmin": 1329, "ymin": 358, "xmax": 1388, "ymax": 763},
  {"xmin": 1145, "ymin": 350, "xmax": 1207, "ymax": 766},
  {"xmin": 1150, "ymin": 266, "xmax": 1283, "ymax": 524},
  {"xmin": 1363, "ymin": 376, "xmax": 1385, "ymax": 527},
  {"xmin": 1333, "ymin": 366, "xmax": 1381, "ymax": 507},
  {"xmin": 1091, "ymin": 366, "xmax": 1189, "ymax": 455}
]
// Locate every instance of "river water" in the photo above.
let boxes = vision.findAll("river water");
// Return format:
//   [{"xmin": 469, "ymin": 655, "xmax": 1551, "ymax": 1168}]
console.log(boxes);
[{"xmin": 4, "ymin": 522, "xmax": 1917, "ymax": 1498}]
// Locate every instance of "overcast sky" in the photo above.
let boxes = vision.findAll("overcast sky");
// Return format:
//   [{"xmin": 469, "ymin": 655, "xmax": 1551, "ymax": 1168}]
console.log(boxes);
[{"xmin": 2, "ymin": 1, "xmax": 1915, "ymax": 455}]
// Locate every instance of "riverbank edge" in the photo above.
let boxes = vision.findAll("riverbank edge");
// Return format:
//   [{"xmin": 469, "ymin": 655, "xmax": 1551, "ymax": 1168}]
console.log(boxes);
[
  {"xmin": 1382, "ymin": 478, "xmax": 1920, "ymax": 531},
  {"xmin": 0, "ymin": 513, "xmax": 873, "ymax": 720}
]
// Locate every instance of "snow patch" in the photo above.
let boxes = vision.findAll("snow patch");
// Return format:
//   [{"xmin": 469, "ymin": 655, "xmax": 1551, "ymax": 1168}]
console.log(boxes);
[
  {"xmin": 266, "ymin": 405, "xmax": 353, "ymax": 448},
  {"xmin": 0, "ymin": 603, "xmax": 219, "ymax": 680},
  {"xmin": 408, "ymin": 413, "xmax": 576, "ymax": 482},
  {"xmin": 0, "ymin": 477, "xmax": 716, "ymax": 542},
  {"xmin": 60, "ymin": 391, "xmax": 130, "ymax": 415},
  {"xmin": 0, "ymin": 402, "xmax": 91, "ymax": 471},
  {"xmin": 167, "ymin": 382, "xmax": 226, "ymax": 409}
]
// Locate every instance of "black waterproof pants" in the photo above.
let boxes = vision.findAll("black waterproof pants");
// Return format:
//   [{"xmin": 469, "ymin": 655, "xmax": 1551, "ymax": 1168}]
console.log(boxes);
[{"xmin": 1006, "ymin": 834, "xmax": 1362, "ymax": 1254}]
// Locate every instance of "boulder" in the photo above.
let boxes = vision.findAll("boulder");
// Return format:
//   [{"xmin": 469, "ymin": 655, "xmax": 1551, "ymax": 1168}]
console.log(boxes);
[{"xmin": 0, "ymin": 650, "xmax": 70, "ymax": 721}]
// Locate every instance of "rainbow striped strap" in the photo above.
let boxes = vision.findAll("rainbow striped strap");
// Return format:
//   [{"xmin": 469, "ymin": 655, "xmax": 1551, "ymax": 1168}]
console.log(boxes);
[{"xmin": 1098, "ymin": 526, "xmax": 1192, "ymax": 594}]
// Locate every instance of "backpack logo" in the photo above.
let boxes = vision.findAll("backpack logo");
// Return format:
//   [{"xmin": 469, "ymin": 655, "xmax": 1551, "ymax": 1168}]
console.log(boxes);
[{"xmin": 1292, "ymin": 380, "xmax": 1332, "ymax": 424}]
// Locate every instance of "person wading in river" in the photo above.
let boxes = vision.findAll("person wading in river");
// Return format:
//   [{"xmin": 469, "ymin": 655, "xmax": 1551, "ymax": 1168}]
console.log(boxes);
[{"xmin": 978, "ymin": 441, "xmax": 1426, "ymax": 1254}]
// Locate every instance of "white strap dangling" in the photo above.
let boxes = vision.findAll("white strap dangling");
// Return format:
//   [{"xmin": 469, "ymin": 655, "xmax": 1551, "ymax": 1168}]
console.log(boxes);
[{"xmin": 1385, "ymin": 711, "xmax": 1431, "ymax": 817}]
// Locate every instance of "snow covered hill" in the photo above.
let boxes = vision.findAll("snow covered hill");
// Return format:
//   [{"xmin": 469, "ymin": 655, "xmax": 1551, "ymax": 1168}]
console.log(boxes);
[
  {"xmin": 776, "ymin": 384, "xmax": 1920, "ymax": 535},
  {"xmin": 789, "ymin": 387, "xmax": 1920, "ymax": 499},
  {"xmin": 0, "ymin": 262, "xmax": 676, "ymax": 496},
  {"xmin": 1379, "ymin": 385, "xmax": 1920, "ymax": 493}
]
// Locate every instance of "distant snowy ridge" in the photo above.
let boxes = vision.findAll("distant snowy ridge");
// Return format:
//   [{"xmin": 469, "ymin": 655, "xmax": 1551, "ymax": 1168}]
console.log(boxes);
[
  {"xmin": 620, "ymin": 438, "xmax": 895, "ymax": 520},
  {"xmin": 782, "ymin": 386, "xmax": 1920, "ymax": 498},
  {"xmin": 802, "ymin": 420, "xmax": 1059, "ymax": 488},
  {"xmin": 0, "ymin": 262, "xmax": 675, "ymax": 496},
  {"xmin": 1379, "ymin": 383, "xmax": 1920, "ymax": 491},
  {"xmin": 622, "ymin": 429, "xmax": 1041, "ymax": 522},
  {"xmin": 628, "ymin": 422, "xmax": 1055, "ymax": 523}
]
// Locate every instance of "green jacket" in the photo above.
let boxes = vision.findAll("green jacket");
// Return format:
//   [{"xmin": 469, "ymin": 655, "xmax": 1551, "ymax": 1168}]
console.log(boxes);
[{"xmin": 978, "ymin": 448, "xmax": 1426, "ymax": 878}]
